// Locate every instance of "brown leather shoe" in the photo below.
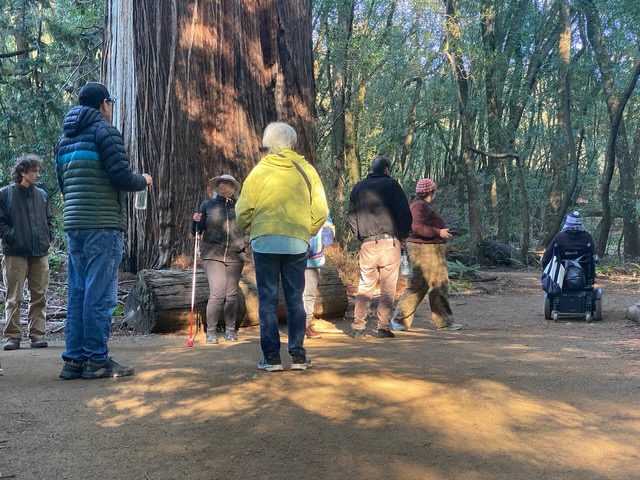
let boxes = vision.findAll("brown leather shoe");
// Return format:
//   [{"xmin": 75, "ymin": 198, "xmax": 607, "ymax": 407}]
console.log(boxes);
[{"xmin": 305, "ymin": 325, "xmax": 322, "ymax": 339}]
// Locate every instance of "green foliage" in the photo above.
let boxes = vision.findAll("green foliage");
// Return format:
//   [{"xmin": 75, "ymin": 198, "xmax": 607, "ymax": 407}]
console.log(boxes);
[
  {"xmin": 447, "ymin": 260, "xmax": 481, "ymax": 279},
  {"xmin": 0, "ymin": 0, "xmax": 103, "ymax": 244},
  {"xmin": 596, "ymin": 257, "xmax": 640, "ymax": 277}
]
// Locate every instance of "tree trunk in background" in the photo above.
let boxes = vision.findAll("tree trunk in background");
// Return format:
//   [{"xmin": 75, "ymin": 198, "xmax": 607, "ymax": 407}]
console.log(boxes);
[
  {"xmin": 582, "ymin": 0, "xmax": 640, "ymax": 257},
  {"xmin": 444, "ymin": 0, "xmax": 483, "ymax": 259},
  {"xmin": 103, "ymin": 0, "xmax": 316, "ymax": 271},
  {"xmin": 541, "ymin": 0, "xmax": 579, "ymax": 248}
]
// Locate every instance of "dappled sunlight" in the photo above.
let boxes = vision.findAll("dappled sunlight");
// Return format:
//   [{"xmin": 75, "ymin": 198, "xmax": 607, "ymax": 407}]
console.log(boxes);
[{"xmin": 79, "ymin": 342, "xmax": 640, "ymax": 478}]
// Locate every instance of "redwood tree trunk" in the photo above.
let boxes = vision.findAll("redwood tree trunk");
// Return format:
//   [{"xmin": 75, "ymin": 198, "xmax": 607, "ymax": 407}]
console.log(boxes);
[{"xmin": 103, "ymin": 0, "xmax": 316, "ymax": 271}]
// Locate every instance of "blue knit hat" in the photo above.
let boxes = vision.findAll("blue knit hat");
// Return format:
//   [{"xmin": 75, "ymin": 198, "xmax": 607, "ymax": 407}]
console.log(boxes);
[{"xmin": 564, "ymin": 211, "xmax": 583, "ymax": 228}]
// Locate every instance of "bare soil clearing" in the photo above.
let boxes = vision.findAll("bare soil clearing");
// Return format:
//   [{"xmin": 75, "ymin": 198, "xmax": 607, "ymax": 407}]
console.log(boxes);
[{"xmin": 1, "ymin": 270, "xmax": 639, "ymax": 480}]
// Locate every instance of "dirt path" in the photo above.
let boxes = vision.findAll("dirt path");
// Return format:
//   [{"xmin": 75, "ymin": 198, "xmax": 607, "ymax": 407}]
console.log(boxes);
[{"xmin": 1, "ymin": 271, "xmax": 639, "ymax": 480}]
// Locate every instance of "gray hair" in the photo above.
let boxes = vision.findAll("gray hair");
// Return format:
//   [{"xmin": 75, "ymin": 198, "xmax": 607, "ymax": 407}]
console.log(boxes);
[{"xmin": 262, "ymin": 122, "xmax": 297, "ymax": 153}]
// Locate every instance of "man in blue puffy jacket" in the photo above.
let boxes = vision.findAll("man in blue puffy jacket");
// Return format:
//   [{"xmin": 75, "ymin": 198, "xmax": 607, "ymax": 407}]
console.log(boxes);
[{"xmin": 56, "ymin": 82, "xmax": 152, "ymax": 380}]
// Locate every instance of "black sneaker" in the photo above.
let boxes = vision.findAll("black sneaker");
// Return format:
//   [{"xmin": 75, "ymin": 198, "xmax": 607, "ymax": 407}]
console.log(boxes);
[
  {"xmin": 376, "ymin": 329, "xmax": 395, "ymax": 338},
  {"xmin": 350, "ymin": 329, "xmax": 367, "ymax": 339},
  {"xmin": 59, "ymin": 360, "xmax": 85, "ymax": 380},
  {"xmin": 257, "ymin": 355, "xmax": 284, "ymax": 372},
  {"xmin": 291, "ymin": 354, "xmax": 312, "ymax": 371},
  {"xmin": 81, "ymin": 358, "xmax": 135, "ymax": 379}
]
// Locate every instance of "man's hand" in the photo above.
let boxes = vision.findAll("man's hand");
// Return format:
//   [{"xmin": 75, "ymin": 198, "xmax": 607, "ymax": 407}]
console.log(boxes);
[{"xmin": 142, "ymin": 174, "xmax": 153, "ymax": 186}]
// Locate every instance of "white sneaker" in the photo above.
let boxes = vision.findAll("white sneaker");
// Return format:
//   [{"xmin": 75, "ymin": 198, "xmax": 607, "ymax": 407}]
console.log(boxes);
[{"xmin": 390, "ymin": 320, "xmax": 406, "ymax": 331}]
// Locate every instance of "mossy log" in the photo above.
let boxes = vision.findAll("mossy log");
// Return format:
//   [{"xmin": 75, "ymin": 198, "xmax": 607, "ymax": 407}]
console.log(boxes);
[{"xmin": 124, "ymin": 265, "xmax": 347, "ymax": 334}]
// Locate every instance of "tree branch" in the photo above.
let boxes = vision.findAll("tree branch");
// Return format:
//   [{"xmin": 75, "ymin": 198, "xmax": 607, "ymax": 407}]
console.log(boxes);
[
  {"xmin": 466, "ymin": 145, "xmax": 520, "ymax": 160},
  {"xmin": 0, "ymin": 48, "xmax": 36, "ymax": 59}
]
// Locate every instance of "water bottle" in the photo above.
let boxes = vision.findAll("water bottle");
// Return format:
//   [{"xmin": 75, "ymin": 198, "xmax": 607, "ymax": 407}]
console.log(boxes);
[
  {"xmin": 400, "ymin": 249, "xmax": 410, "ymax": 276},
  {"xmin": 134, "ymin": 188, "xmax": 148, "ymax": 210}
]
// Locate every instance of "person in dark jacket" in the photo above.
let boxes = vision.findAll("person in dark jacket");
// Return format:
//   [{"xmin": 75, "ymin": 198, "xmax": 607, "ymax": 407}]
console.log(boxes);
[
  {"xmin": 347, "ymin": 155, "xmax": 412, "ymax": 338},
  {"xmin": 55, "ymin": 82, "xmax": 153, "ymax": 380},
  {"xmin": 191, "ymin": 174, "xmax": 246, "ymax": 343},
  {"xmin": 390, "ymin": 178, "xmax": 462, "ymax": 332},
  {"xmin": 541, "ymin": 211, "xmax": 596, "ymax": 284},
  {"xmin": 0, "ymin": 155, "xmax": 53, "ymax": 350}
]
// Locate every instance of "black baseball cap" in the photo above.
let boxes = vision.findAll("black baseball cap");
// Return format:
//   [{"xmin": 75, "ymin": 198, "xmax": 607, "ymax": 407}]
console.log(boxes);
[{"xmin": 78, "ymin": 82, "xmax": 119, "ymax": 109}]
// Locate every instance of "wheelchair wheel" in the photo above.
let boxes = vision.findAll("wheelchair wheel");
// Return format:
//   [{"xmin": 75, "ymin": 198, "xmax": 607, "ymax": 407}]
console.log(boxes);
[
  {"xmin": 552, "ymin": 311, "xmax": 559, "ymax": 322},
  {"xmin": 594, "ymin": 297, "xmax": 603, "ymax": 321},
  {"xmin": 585, "ymin": 313, "xmax": 593, "ymax": 323},
  {"xmin": 543, "ymin": 296, "xmax": 552, "ymax": 319}
]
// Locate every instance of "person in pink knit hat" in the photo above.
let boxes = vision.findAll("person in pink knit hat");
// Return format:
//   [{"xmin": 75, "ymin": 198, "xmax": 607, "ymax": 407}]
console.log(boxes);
[{"xmin": 391, "ymin": 178, "xmax": 462, "ymax": 331}]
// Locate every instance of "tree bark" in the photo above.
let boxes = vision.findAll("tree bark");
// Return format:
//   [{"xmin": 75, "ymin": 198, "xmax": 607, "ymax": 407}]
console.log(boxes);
[{"xmin": 103, "ymin": 0, "xmax": 317, "ymax": 271}]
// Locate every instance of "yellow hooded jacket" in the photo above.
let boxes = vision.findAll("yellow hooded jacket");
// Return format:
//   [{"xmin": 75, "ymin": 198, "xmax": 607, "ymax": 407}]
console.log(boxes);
[{"xmin": 236, "ymin": 149, "xmax": 328, "ymax": 242}]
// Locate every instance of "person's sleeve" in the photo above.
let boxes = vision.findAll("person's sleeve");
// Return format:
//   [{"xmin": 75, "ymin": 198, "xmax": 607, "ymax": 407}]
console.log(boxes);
[
  {"xmin": 46, "ymin": 194, "xmax": 54, "ymax": 243},
  {"xmin": 348, "ymin": 189, "xmax": 358, "ymax": 238},
  {"xmin": 308, "ymin": 169, "xmax": 328, "ymax": 237},
  {"xmin": 235, "ymin": 174, "xmax": 255, "ymax": 233},
  {"xmin": 96, "ymin": 124, "xmax": 147, "ymax": 192},
  {"xmin": 541, "ymin": 235, "xmax": 559, "ymax": 268},
  {"xmin": 321, "ymin": 220, "xmax": 335, "ymax": 246},
  {"xmin": 191, "ymin": 202, "xmax": 207, "ymax": 235},
  {"xmin": 393, "ymin": 183, "xmax": 412, "ymax": 239},
  {"xmin": 0, "ymin": 189, "xmax": 14, "ymax": 243}
]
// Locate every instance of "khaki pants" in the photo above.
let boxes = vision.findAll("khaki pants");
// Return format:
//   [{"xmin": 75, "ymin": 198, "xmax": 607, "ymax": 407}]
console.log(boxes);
[
  {"xmin": 352, "ymin": 238, "xmax": 401, "ymax": 331},
  {"xmin": 2, "ymin": 255, "xmax": 49, "ymax": 340},
  {"xmin": 392, "ymin": 243, "xmax": 453, "ymax": 329}
]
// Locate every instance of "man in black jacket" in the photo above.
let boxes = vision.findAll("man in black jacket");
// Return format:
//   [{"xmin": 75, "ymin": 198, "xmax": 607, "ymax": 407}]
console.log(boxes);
[
  {"xmin": 348, "ymin": 156, "xmax": 412, "ymax": 338},
  {"xmin": 0, "ymin": 155, "xmax": 53, "ymax": 350},
  {"xmin": 56, "ymin": 82, "xmax": 152, "ymax": 380}
]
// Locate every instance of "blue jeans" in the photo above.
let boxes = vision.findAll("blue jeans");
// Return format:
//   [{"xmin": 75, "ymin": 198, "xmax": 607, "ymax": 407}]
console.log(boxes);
[
  {"xmin": 253, "ymin": 252, "xmax": 307, "ymax": 359},
  {"xmin": 63, "ymin": 229, "xmax": 124, "ymax": 363}
]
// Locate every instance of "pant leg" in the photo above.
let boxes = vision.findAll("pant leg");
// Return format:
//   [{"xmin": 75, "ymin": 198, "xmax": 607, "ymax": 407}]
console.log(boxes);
[
  {"xmin": 303, "ymin": 268, "xmax": 321, "ymax": 325},
  {"xmin": 352, "ymin": 242, "xmax": 380, "ymax": 331},
  {"xmin": 280, "ymin": 253, "xmax": 307, "ymax": 356},
  {"xmin": 202, "ymin": 260, "xmax": 227, "ymax": 332},
  {"xmin": 376, "ymin": 238, "xmax": 401, "ymax": 330},
  {"xmin": 223, "ymin": 262, "xmax": 244, "ymax": 331},
  {"xmin": 253, "ymin": 252, "xmax": 282, "ymax": 359},
  {"xmin": 2, "ymin": 255, "xmax": 28, "ymax": 340},
  {"xmin": 26, "ymin": 255, "xmax": 49, "ymax": 338},
  {"xmin": 63, "ymin": 231, "xmax": 87, "ymax": 361},
  {"xmin": 81, "ymin": 229, "xmax": 123, "ymax": 362},
  {"xmin": 392, "ymin": 243, "xmax": 430, "ymax": 329},
  {"xmin": 424, "ymin": 244, "xmax": 454, "ymax": 328}
]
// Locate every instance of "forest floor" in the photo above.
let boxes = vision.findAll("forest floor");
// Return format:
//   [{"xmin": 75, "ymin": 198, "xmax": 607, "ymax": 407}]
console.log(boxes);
[{"xmin": 1, "ymin": 269, "xmax": 639, "ymax": 480}]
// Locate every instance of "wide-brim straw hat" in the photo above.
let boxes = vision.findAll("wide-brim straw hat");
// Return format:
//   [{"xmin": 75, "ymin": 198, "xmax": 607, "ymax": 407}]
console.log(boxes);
[{"xmin": 209, "ymin": 174, "xmax": 241, "ymax": 192}]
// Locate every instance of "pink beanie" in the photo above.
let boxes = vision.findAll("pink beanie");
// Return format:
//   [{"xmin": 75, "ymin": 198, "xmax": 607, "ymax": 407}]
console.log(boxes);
[{"xmin": 415, "ymin": 178, "xmax": 437, "ymax": 194}]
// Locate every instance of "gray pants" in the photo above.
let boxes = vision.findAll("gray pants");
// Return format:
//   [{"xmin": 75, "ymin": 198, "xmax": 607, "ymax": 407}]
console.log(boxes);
[{"xmin": 202, "ymin": 259, "xmax": 244, "ymax": 332}]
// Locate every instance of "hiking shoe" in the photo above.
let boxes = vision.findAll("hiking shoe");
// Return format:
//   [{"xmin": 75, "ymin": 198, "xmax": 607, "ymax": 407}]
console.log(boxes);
[
  {"xmin": 376, "ymin": 328, "xmax": 395, "ymax": 338},
  {"xmin": 305, "ymin": 325, "xmax": 322, "ymax": 339},
  {"xmin": 350, "ymin": 329, "xmax": 367, "ymax": 339},
  {"xmin": 258, "ymin": 356, "xmax": 284, "ymax": 372},
  {"xmin": 3, "ymin": 338, "xmax": 20, "ymax": 351},
  {"xmin": 81, "ymin": 358, "xmax": 135, "ymax": 379},
  {"xmin": 206, "ymin": 333, "xmax": 219, "ymax": 344},
  {"xmin": 291, "ymin": 354, "xmax": 313, "ymax": 371},
  {"xmin": 30, "ymin": 335, "xmax": 49, "ymax": 348},
  {"xmin": 438, "ymin": 323, "xmax": 463, "ymax": 331},
  {"xmin": 59, "ymin": 360, "xmax": 85, "ymax": 380},
  {"xmin": 390, "ymin": 320, "xmax": 406, "ymax": 331},
  {"xmin": 224, "ymin": 330, "xmax": 238, "ymax": 342}
]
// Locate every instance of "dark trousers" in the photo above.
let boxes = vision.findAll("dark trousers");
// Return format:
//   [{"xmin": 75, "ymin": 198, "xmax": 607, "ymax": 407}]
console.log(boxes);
[{"xmin": 253, "ymin": 251, "xmax": 307, "ymax": 359}]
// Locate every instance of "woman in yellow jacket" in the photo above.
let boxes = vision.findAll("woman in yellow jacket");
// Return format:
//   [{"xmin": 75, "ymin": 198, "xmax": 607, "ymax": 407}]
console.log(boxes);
[{"xmin": 236, "ymin": 122, "xmax": 328, "ymax": 372}]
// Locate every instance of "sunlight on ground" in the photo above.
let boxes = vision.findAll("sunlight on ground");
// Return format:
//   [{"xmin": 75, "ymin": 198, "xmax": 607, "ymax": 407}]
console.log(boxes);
[{"xmin": 86, "ymin": 356, "xmax": 639, "ymax": 477}]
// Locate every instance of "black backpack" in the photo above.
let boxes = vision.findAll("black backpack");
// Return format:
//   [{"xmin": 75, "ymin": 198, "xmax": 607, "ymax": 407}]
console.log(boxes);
[{"xmin": 563, "ymin": 254, "xmax": 588, "ymax": 291}]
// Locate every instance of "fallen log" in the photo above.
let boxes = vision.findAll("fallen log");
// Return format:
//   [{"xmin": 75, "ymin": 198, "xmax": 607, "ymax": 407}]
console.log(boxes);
[{"xmin": 124, "ymin": 265, "xmax": 348, "ymax": 334}]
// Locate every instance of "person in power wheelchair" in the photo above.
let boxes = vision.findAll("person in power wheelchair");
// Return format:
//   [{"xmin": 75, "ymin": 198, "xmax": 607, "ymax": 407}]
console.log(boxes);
[{"xmin": 541, "ymin": 211, "xmax": 602, "ymax": 322}]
